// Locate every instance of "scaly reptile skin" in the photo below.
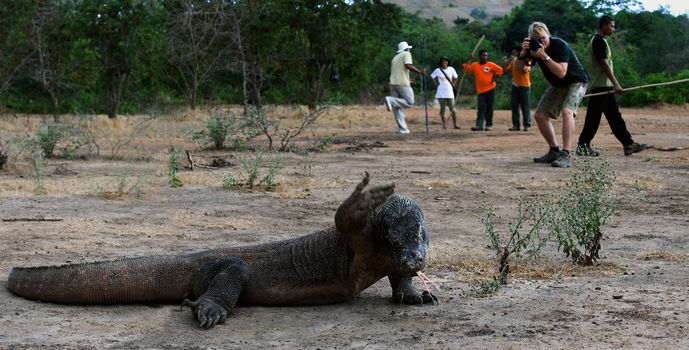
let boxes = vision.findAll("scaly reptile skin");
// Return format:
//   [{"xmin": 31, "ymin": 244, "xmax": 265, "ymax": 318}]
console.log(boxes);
[{"xmin": 8, "ymin": 173, "xmax": 437, "ymax": 328}]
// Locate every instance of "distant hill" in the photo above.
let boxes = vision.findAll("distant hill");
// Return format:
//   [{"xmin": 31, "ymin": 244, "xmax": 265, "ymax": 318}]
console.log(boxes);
[{"xmin": 382, "ymin": 0, "xmax": 523, "ymax": 26}]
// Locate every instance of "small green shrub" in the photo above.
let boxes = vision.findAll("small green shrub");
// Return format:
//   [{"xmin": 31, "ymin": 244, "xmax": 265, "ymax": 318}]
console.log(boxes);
[
  {"xmin": 168, "ymin": 148, "xmax": 184, "ymax": 188},
  {"xmin": 225, "ymin": 150, "xmax": 285, "ymax": 191},
  {"xmin": 30, "ymin": 152, "xmax": 47, "ymax": 195},
  {"xmin": 548, "ymin": 159, "xmax": 620, "ymax": 265},
  {"xmin": 477, "ymin": 197, "xmax": 551, "ymax": 295},
  {"xmin": 36, "ymin": 123, "xmax": 65, "ymax": 158},
  {"xmin": 192, "ymin": 114, "xmax": 242, "ymax": 150}
]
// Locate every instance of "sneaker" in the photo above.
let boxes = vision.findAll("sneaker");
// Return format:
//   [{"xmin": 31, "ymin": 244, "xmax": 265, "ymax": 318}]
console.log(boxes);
[
  {"xmin": 509, "ymin": 127, "xmax": 520, "ymax": 131},
  {"xmin": 551, "ymin": 151, "xmax": 571, "ymax": 168},
  {"xmin": 523, "ymin": 126, "xmax": 531, "ymax": 131},
  {"xmin": 533, "ymin": 149, "xmax": 560, "ymax": 163},
  {"xmin": 399, "ymin": 129, "xmax": 410, "ymax": 134},
  {"xmin": 624, "ymin": 143, "xmax": 651, "ymax": 156},
  {"xmin": 576, "ymin": 145, "xmax": 600, "ymax": 157},
  {"xmin": 384, "ymin": 97, "xmax": 393, "ymax": 112},
  {"xmin": 485, "ymin": 126, "xmax": 493, "ymax": 131},
  {"xmin": 471, "ymin": 127, "xmax": 484, "ymax": 131}
]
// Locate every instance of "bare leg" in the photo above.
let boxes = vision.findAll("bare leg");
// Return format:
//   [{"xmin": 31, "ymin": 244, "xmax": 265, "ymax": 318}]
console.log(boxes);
[
  {"xmin": 561, "ymin": 108, "xmax": 575, "ymax": 151},
  {"xmin": 535, "ymin": 111, "xmax": 558, "ymax": 148}
]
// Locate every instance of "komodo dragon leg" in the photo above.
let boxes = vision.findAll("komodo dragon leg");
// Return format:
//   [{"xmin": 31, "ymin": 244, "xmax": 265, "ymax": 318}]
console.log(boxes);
[
  {"xmin": 388, "ymin": 274, "xmax": 439, "ymax": 305},
  {"xmin": 335, "ymin": 171, "xmax": 395, "ymax": 237},
  {"xmin": 182, "ymin": 257, "xmax": 249, "ymax": 329}
]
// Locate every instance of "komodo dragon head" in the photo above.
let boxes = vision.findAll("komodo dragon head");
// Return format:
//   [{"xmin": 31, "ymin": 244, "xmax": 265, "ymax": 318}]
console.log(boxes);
[{"xmin": 369, "ymin": 194, "xmax": 429, "ymax": 277}]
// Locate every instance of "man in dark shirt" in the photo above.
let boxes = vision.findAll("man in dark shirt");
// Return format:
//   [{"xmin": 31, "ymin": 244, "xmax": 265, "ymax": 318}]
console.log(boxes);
[
  {"xmin": 577, "ymin": 15, "xmax": 650, "ymax": 157},
  {"xmin": 515, "ymin": 22, "xmax": 588, "ymax": 168}
]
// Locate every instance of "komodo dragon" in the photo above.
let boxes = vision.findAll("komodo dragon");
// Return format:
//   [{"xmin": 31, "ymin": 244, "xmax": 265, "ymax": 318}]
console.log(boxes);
[{"xmin": 8, "ymin": 173, "xmax": 437, "ymax": 328}]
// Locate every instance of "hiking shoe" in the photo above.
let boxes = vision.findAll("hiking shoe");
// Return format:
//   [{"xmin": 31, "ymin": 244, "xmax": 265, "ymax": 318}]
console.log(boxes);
[
  {"xmin": 509, "ymin": 127, "xmax": 520, "ymax": 131},
  {"xmin": 471, "ymin": 126, "xmax": 484, "ymax": 131},
  {"xmin": 576, "ymin": 145, "xmax": 600, "ymax": 157},
  {"xmin": 533, "ymin": 149, "xmax": 560, "ymax": 163},
  {"xmin": 551, "ymin": 151, "xmax": 572, "ymax": 168},
  {"xmin": 384, "ymin": 97, "xmax": 393, "ymax": 112},
  {"xmin": 624, "ymin": 142, "xmax": 651, "ymax": 156}
]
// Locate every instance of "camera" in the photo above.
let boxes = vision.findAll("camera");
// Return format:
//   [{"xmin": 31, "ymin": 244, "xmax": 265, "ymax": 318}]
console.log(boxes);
[{"xmin": 529, "ymin": 37, "xmax": 543, "ymax": 51}]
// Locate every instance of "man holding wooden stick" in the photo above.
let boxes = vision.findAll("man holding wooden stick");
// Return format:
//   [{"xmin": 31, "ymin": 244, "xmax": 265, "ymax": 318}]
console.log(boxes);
[{"xmin": 577, "ymin": 15, "xmax": 650, "ymax": 157}]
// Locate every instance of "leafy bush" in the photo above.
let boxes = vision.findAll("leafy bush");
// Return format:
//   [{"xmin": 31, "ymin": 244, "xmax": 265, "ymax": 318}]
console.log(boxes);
[
  {"xmin": 167, "ymin": 148, "xmax": 184, "ymax": 188},
  {"xmin": 548, "ymin": 159, "xmax": 620, "ymax": 265},
  {"xmin": 36, "ymin": 123, "xmax": 65, "ymax": 158},
  {"xmin": 192, "ymin": 114, "xmax": 242, "ymax": 150}
]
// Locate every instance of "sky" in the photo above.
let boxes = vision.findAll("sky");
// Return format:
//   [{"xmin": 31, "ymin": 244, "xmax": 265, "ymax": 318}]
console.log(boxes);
[{"xmin": 637, "ymin": 0, "xmax": 689, "ymax": 15}]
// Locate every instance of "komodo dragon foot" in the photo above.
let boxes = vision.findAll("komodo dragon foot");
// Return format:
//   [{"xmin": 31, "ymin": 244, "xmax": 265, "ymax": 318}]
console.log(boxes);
[
  {"xmin": 182, "ymin": 298, "xmax": 227, "ymax": 329},
  {"xmin": 389, "ymin": 275, "xmax": 439, "ymax": 306}
]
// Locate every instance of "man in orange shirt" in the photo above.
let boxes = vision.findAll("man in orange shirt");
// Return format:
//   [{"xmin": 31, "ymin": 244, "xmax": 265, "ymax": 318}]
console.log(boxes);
[
  {"xmin": 504, "ymin": 47, "xmax": 532, "ymax": 131},
  {"xmin": 463, "ymin": 49, "xmax": 504, "ymax": 131}
]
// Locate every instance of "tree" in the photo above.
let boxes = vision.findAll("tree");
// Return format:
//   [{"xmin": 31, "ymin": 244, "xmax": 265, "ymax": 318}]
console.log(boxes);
[
  {"xmin": 26, "ymin": 2, "xmax": 65, "ymax": 120},
  {"xmin": 493, "ymin": 0, "xmax": 596, "ymax": 52},
  {"xmin": 164, "ymin": 0, "xmax": 233, "ymax": 110},
  {"xmin": 78, "ymin": 0, "xmax": 165, "ymax": 118},
  {"xmin": 0, "ymin": 2, "xmax": 34, "ymax": 105}
]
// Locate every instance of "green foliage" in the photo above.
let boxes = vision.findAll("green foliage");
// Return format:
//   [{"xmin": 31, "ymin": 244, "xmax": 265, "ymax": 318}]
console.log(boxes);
[
  {"xmin": 0, "ymin": 0, "xmax": 687, "ymax": 110},
  {"xmin": 468, "ymin": 276, "xmax": 504, "ymax": 298},
  {"xmin": 225, "ymin": 150, "xmax": 285, "ymax": 191},
  {"xmin": 30, "ymin": 151, "xmax": 47, "ymax": 195},
  {"xmin": 482, "ymin": 198, "xmax": 551, "ymax": 281},
  {"xmin": 192, "ymin": 114, "xmax": 242, "ymax": 150},
  {"xmin": 167, "ymin": 147, "xmax": 183, "ymax": 188},
  {"xmin": 35, "ymin": 123, "xmax": 65, "ymax": 158},
  {"xmin": 548, "ymin": 159, "xmax": 620, "ymax": 265}
]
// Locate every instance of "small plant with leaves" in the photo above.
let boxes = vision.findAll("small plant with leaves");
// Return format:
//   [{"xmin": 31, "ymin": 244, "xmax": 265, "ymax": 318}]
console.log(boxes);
[
  {"xmin": 30, "ymin": 151, "xmax": 47, "ymax": 195},
  {"xmin": 260, "ymin": 153, "xmax": 285, "ymax": 190},
  {"xmin": 482, "ymin": 198, "xmax": 551, "ymax": 288},
  {"xmin": 35, "ymin": 123, "xmax": 65, "ymax": 158},
  {"xmin": 548, "ymin": 159, "xmax": 620, "ymax": 265},
  {"xmin": 192, "ymin": 114, "xmax": 242, "ymax": 150},
  {"xmin": 224, "ymin": 150, "xmax": 285, "ymax": 191},
  {"xmin": 168, "ymin": 148, "xmax": 184, "ymax": 188}
]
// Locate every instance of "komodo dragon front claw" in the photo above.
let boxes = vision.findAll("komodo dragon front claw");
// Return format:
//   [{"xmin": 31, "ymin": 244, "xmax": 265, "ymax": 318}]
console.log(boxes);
[{"xmin": 182, "ymin": 298, "xmax": 228, "ymax": 329}]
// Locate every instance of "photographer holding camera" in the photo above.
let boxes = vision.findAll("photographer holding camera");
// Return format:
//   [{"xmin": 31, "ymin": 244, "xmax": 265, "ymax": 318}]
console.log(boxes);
[{"xmin": 514, "ymin": 22, "xmax": 588, "ymax": 168}]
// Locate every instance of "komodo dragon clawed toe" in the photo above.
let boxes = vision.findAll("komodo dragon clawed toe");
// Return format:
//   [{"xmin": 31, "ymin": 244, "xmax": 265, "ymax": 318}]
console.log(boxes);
[{"xmin": 8, "ymin": 172, "xmax": 437, "ymax": 328}]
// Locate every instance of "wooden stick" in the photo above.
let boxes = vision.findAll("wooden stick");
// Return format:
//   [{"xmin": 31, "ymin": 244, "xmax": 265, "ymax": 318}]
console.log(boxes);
[
  {"xmin": 185, "ymin": 150, "xmax": 194, "ymax": 171},
  {"xmin": 454, "ymin": 35, "xmax": 485, "ymax": 102},
  {"xmin": 2, "ymin": 217, "xmax": 63, "ymax": 222},
  {"xmin": 583, "ymin": 78, "xmax": 689, "ymax": 97}
]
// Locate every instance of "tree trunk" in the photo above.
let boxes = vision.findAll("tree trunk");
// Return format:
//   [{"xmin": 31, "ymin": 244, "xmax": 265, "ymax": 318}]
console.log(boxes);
[{"xmin": 106, "ymin": 71, "xmax": 127, "ymax": 119}]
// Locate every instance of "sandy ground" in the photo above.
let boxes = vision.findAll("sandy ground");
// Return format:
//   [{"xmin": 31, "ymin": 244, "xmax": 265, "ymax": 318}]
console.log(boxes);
[{"xmin": 1, "ymin": 104, "xmax": 688, "ymax": 349}]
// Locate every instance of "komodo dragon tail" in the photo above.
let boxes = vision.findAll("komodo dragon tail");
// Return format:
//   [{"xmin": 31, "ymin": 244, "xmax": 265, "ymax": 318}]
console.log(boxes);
[{"xmin": 8, "ymin": 255, "xmax": 192, "ymax": 304}]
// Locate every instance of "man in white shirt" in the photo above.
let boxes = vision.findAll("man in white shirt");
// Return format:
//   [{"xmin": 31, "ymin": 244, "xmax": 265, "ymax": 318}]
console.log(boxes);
[
  {"xmin": 430, "ymin": 56, "xmax": 459, "ymax": 129},
  {"xmin": 384, "ymin": 41, "xmax": 426, "ymax": 134}
]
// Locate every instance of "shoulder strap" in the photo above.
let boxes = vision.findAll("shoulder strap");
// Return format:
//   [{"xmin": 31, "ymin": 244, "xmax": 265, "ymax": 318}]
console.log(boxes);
[{"xmin": 439, "ymin": 68, "xmax": 452, "ymax": 82}]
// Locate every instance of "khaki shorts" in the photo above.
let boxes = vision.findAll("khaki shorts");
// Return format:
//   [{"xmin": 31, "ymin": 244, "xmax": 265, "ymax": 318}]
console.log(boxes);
[{"xmin": 536, "ymin": 82, "xmax": 587, "ymax": 119}]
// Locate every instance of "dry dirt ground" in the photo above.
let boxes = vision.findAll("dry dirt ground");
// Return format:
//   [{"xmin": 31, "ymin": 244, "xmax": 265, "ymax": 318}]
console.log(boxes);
[{"xmin": 1, "ymin": 104, "xmax": 688, "ymax": 349}]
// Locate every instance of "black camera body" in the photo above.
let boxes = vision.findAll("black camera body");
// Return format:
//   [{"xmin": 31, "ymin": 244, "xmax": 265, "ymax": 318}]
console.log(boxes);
[{"xmin": 529, "ymin": 37, "xmax": 543, "ymax": 51}]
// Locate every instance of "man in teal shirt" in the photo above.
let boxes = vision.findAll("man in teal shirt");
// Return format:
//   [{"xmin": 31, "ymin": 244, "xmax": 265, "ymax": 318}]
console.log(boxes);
[{"xmin": 577, "ymin": 15, "xmax": 650, "ymax": 156}]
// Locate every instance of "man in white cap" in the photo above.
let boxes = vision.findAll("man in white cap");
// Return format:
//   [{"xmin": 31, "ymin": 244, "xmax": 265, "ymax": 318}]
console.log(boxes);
[{"xmin": 384, "ymin": 41, "xmax": 426, "ymax": 134}]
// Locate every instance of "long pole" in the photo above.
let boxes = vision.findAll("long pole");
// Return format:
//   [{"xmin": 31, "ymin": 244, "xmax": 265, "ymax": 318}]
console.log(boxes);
[
  {"xmin": 421, "ymin": 35, "xmax": 429, "ymax": 134},
  {"xmin": 583, "ymin": 78, "xmax": 689, "ymax": 97},
  {"xmin": 454, "ymin": 35, "xmax": 485, "ymax": 102}
]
